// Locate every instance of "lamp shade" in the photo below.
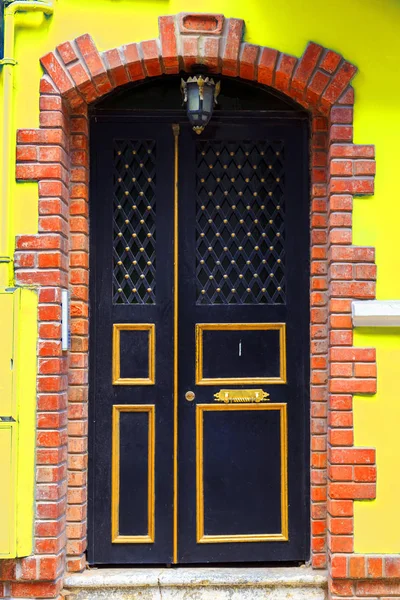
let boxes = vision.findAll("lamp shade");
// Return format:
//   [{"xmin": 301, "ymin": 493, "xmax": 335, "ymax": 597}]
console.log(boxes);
[{"xmin": 181, "ymin": 75, "xmax": 220, "ymax": 134}]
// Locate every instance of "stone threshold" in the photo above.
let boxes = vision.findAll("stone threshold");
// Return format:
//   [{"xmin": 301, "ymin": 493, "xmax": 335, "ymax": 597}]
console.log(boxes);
[{"xmin": 64, "ymin": 566, "xmax": 328, "ymax": 599}]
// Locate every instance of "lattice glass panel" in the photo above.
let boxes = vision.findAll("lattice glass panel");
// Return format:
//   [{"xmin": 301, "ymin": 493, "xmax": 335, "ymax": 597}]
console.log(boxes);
[
  {"xmin": 196, "ymin": 140, "xmax": 286, "ymax": 305},
  {"xmin": 113, "ymin": 140, "xmax": 156, "ymax": 304}
]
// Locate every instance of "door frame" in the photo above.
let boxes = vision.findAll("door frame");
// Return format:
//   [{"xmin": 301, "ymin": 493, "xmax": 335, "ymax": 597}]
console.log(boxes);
[
  {"xmin": 87, "ymin": 111, "xmax": 310, "ymax": 565},
  {"xmin": 13, "ymin": 16, "xmax": 378, "ymax": 580}
]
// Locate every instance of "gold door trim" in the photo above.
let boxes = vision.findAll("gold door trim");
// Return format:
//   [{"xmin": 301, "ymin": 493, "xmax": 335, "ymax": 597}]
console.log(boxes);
[
  {"xmin": 172, "ymin": 123, "xmax": 180, "ymax": 563},
  {"xmin": 195, "ymin": 323, "xmax": 287, "ymax": 385},
  {"xmin": 196, "ymin": 403, "xmax": 288, "ymax": 544},
  {"xmin": 111, "ymin": 405, "xmax": 155, "ymax": 544},
  {"xmin": 112, "ymin": 323, "xmax": 155, "ymax": 385}
]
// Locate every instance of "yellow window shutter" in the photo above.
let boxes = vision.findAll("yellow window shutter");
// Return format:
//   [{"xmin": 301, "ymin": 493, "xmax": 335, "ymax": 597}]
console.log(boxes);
[
  {"xmin": 0, "ymin": 289, "xmax": 37, "ymax": 559},
  {"xmin": 0, "ymin": 292, "xmax": 17, "ymax": 558}
]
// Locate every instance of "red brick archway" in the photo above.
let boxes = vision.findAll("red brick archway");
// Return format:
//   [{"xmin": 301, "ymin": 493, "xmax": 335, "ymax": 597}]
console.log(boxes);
[{"xmin": 6, "ymin": 12, "xmax": 385, "ymax": 600}]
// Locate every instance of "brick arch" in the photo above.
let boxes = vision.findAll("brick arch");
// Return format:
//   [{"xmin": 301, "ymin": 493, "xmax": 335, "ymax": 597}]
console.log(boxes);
[{"xmin": 9, "ymin": 12, "xmax": 382, "ymax": 600}]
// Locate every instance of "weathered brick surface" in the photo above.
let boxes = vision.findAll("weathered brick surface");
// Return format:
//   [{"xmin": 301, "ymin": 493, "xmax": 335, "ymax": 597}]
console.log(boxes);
[{"xmin": 10, "ymin": 11, "xmax": 390, "ymax": 600}]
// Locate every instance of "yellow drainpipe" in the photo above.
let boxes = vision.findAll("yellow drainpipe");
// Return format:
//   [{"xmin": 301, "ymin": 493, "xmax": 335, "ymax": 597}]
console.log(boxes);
[{"xmin": 0, "ymin": 1, "xmax": 54, "ymax": 287}]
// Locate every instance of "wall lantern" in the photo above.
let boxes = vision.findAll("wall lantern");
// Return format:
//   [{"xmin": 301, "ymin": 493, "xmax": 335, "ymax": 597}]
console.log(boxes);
[{"xmin": 181, "ymin": 74, "xmax": 221, "ymax": 135}]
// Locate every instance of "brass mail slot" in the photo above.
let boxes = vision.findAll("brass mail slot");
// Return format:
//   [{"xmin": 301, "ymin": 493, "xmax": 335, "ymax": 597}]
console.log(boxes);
[{"xmin": 214, "ymin": 389, "xmax": 270, "ymax": 403}]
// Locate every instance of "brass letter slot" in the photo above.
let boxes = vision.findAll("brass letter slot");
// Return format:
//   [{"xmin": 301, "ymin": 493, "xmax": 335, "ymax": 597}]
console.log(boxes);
[{"xmin": 214, "ymin": 389, "xmax": 270, "ymax": 404}]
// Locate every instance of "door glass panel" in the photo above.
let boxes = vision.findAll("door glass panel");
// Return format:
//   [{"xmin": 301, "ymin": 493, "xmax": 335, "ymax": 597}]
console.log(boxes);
[
  {"xmin": 113, "ymin": 140, "xmax": 157, "ymax": 304},
  {"xmin": 196, "ymin": 140, "xmax": 286, "ymax": 304}
]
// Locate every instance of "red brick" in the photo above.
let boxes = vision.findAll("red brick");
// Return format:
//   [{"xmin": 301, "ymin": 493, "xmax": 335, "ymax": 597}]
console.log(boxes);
[
  {"xmin": 330, "ymin": 213, "xmax": 352, "ymax": 228},
  {"xmin": 330, "ymin": 315, "xmax": 352, "ymax": 329},
  {"xmin": 328, "ymin": 498, "xmax": 354, "ymax": 516},
  {"xmin": 320, "ymin": 50, "xmax": 341, "ymax": 73},
  {"xmin": 331, "ymin": 580, "xmax": 354, "ymax": 595},
  {"xmin": 330, "ymin": 535, "xmax": 353, "ymax": 552},
  {"xmin": 203, "ymin": 37, "xmax": 220, "ymax": 72},
  {"xmin": 354, "ymin": 363, "xmax": 377, "ymax": 378},
  {"xmin": 10, "ymin": 581, "xmax": 61, "ymax": 598},
  {"xmin": 291, "ymin": 42, "xmax": 323, "ymax": 93},
  {"xmin": 39, "ymin": 96, "xmax": 63, "ymax": 113},
  {"xmin": 258, "ymin": 48, "xmax": 278, "ymax": 86},
  {"xmin": 354, "ymin": 160, "xmax": 376, "ymax": 176},
  {"xmin": 159, "ymin": 15, "xmax": 179, "ymax": 74},
  {"xmin": 355, "ymin": 264, "xmax": 377, "ymax": 280},
  {"xmin": 68, "ymin": 62, "xmax": 98, "ymax": 103},
  {"xmin": 349, "ymin": 556, "xmax": 366, "ymax": 578},
  {"xmin": 331, "ymin": 107, "xmax": 354, "ymax": 124},
  {"xmin": 141, "ymin": 39, "xmax": 162, "ymax": 77},
  {"xmin": 357, "ymin": 580, "xmax": 400, "ymax": 595},
  {"xmin": 330, "ymin": 299, "xmax": 352, "ymax": 313},
  {"xmin": 330, "ymin": 395, "xmax": 352, "ymax": 411},
  {"xmin": 330, "ymin": 246, "xmax": 375, "ymax": 263},
  {"xmin": 240, "ymin": 44, "xmax": 259, "ymax": 81},
  {"xmin": 330, "ymin": 195, "xmax": 353, "ymax": 212},
  {"xmin": 329, "ymin": 228, "xmax": 352, "ymax": 245},
  {"xmin": 330, "ymin": 144, "xmax": 375, "ymax": 158},
  {"xmin": 38, "ymin": 305, "xmax": 62, "ymax": 322},
  {"xmin": 104, "ymin": 48, "xmax": 129, "ymax": 88},
  {"xmin": 57, "ymin": 40, "xmax": 77, "ymax": 64},
  {"xmin": 385, "ymin": 557, "xmax": 400, "ymax": 578},
  {"xmin": 16, "ymin": 145, "xmax": 37, "ymax": 161},
  {"xmin": 329, "ymin": 429, "xmax": 353, "ymax": 446},
  {"xmin": 329, "ymin": 330, "xmax": 353, "ymax": 346},
  {"xmin": 17, "ymin": 128, "xmax": 66, "ymax": 146},
  {"xmin": 275, "ymin": 54, "xmax": 297, "ymax": 93},
  {"xmin": 331, "ymin": 125, "xmax": 353, "ymax": 142},
  {"xmin": 312, "ymin": 117, "xmax": 328, "ymax": 132},
  {"xmin": 16, "ymin": 163, "xmax": 64, "ymax": 181},
  {"xmin": 339, "ymin": 87, "xmax": 355, "ymax": 105},
  {"xmin": 330, "ymin": 378, "xmax": 376, "ymax": 394},
  {"xmin": 329, "ymin": 465, "xmax": 352, "ymax": 481},
  {"xmin": 331, "ymin": 448, "xmax": 375, "ymax": 465},
  {"xmin": 222, "ymin": 19, "xmax": 243, "ymax": 76},
  {"xmin": 40, "ymin": 52, "xmax": 75, "ymax": 96},
  {"xmin": 367, "ymin": 557, "xmax": 383, "ymax": 578},
  {"xmin": 321, "ymin": 61, "xmax": 357, "ymax": 106},
  {"xmin": 306, "ymin": 70, "xmax": 330, "ymax": 104},
  {"xmin": 331, "ymin": 554, "xmax": 347, "ymax": 578},
  {"xmin": 312, "ymin": 452, "xmax": 327, "ymax": 468},
  {"xmin": 329, "ymin": 516, "xmax": 353, "ymax": 534},
  {"xmin": 181, "ymin": 36, "xmax": 198, "ymax": 71},
  {"xmin": 39, "ymin": 75, "xmax": 58, "ymax": 94},
  {"xmin": 123, "ymin": 43, "xmax": 145, "ymax": 81},
  {"xmin": 75, "ymin": 34, "xmax": 113, "ymax": 95},
  {"xmin": 331, "ymin": 160, "xmax": 353, "ymax": 176},
  {"xmin": 330, "ymin": 281, "xmax": 375, "ymax": 299},
  {"xmin": 329, "ymin": 411, "xmax": 353, "ymax": 428},
  {"xmin": 331, "ymin": 263, "xmax": 353, "ymax": 280},
  {"xmin": 354, "ymin": 466, "xmax": 376, "ymax": 482}
]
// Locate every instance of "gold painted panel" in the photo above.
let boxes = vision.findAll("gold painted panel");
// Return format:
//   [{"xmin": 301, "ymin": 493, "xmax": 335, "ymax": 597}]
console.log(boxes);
[
  {"xmin": 196, "ymin": 403, "xmax": 288, "ymax": 543},
  {"xmin": 112, "ymin": 323, "xmax": 155, "ymax": 385},
  {"xmin": 111, "ymin": 405, "xmax": 155, "ymax": 544},
  {"xmin": 195, "ymin": 323, "xmax": 287, "ymax": 385}
]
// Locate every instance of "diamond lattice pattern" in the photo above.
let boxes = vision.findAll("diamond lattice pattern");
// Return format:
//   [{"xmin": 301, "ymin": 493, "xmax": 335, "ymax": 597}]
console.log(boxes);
[
  {"xmin": 196, "ymin": 140, "xmax": 286, "ymax": 304},
  {"xmin": 113, "ymin": 140, "xmax": 156, "ymax": 304}
]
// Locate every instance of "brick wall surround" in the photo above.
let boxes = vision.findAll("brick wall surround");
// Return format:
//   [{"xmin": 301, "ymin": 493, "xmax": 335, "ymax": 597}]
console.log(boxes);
[{"xmin": 0, "ymin": 11, "xmax": 391, "ymax": 600}]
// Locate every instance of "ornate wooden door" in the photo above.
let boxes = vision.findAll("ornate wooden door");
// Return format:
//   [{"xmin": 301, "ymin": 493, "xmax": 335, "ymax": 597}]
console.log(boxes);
[{"xmin": 88, "ymin": 115, "xmax": 309, "ymax": 565}]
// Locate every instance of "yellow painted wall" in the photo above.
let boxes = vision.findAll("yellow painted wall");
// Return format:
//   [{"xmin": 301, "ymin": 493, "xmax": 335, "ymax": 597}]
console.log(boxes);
[{"xmin": 1, "ymin": 0, "xmax": 400, "ymax": 553}]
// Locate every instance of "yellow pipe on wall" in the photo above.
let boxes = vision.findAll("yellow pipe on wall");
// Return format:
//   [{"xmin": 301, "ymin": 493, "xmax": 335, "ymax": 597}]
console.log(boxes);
[{"xmin": 0, "ymin": 1, "xmax": 53, "ymax": 287}]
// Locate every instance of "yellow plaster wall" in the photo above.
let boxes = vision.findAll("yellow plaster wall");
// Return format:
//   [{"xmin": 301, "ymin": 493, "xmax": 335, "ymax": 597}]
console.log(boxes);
[{"xmin": 1, "ymin": 0, "xmax": 400, "ymax": 553}]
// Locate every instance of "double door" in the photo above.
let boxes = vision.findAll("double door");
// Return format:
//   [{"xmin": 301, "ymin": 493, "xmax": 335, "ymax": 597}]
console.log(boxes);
[{"xmin": 88, "ymin": 116, "xmax": 309, "ymax": 564}]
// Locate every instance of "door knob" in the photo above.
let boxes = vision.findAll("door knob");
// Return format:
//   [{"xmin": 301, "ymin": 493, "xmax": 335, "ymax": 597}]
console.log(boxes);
[{"xmin": 185, "ymin": 391, "xmax": 195, "ymax": 402}]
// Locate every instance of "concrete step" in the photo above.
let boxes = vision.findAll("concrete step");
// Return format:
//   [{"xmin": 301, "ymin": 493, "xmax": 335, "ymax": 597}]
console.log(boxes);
[{"xmin": 64, "ymin": 566, "xmax": 328, "ymax": 600}]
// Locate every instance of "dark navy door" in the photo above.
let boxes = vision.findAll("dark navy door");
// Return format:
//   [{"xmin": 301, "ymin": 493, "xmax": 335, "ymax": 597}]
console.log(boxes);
[{"xmin": 88, "ymin": 115, "xmax": 309, "ymax": 565}]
